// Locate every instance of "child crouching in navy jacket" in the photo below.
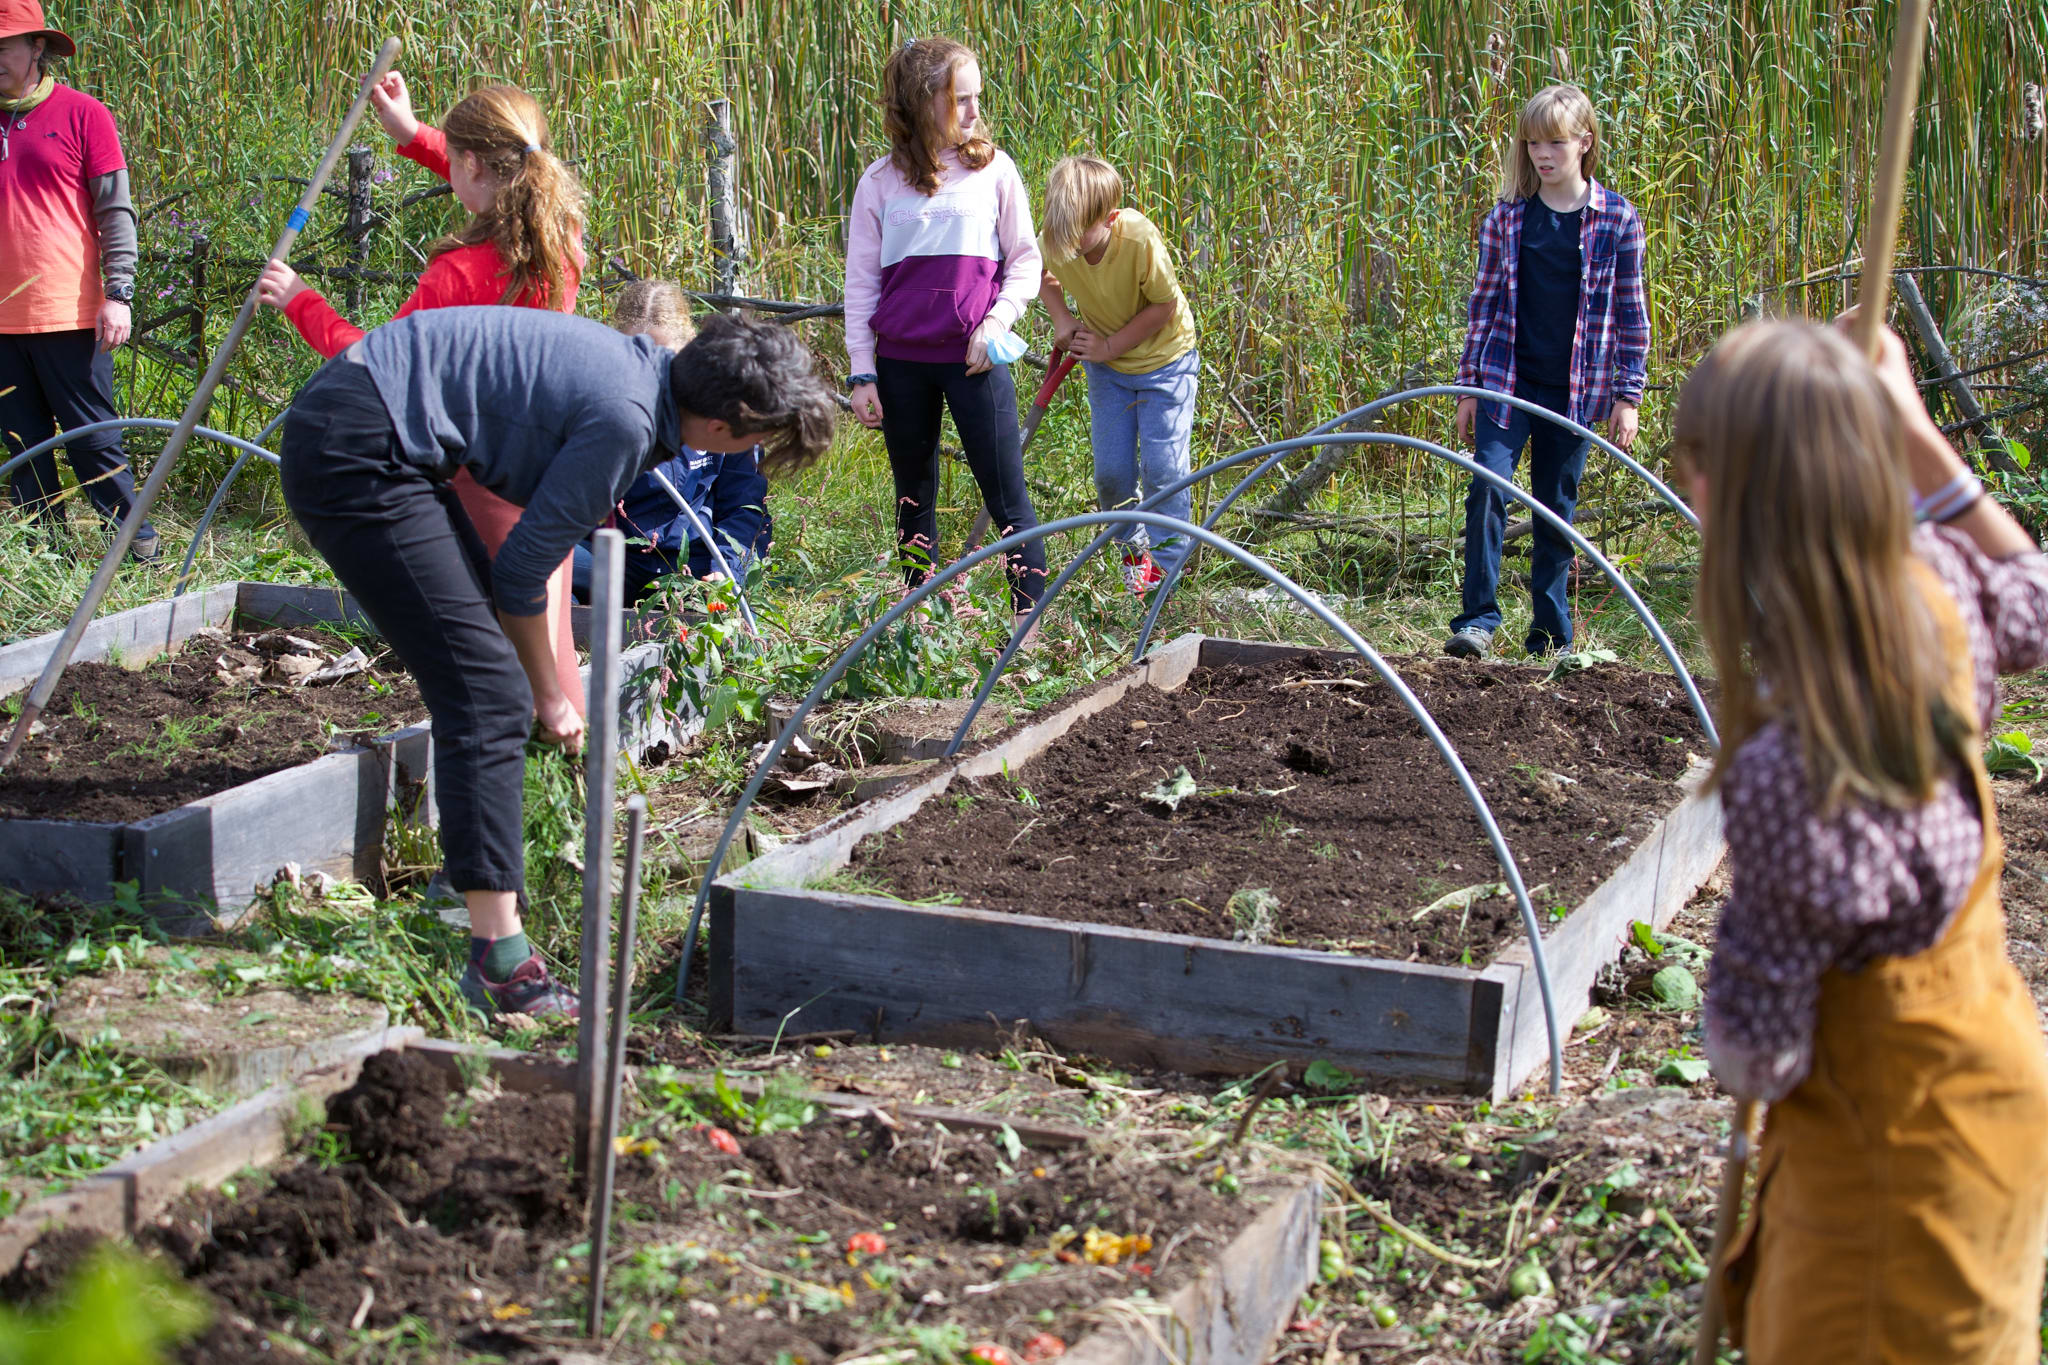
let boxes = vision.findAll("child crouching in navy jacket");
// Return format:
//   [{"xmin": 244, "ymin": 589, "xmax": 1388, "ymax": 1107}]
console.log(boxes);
[{"xmin": 572, "ymin": 281, "xmax": 774, "ymax": 603}]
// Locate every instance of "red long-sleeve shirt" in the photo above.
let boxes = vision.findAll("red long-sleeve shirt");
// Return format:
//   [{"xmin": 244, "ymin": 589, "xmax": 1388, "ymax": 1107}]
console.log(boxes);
[{"xmin": 280, "ymin": 126, "xmax": 580, "ymax": 356}]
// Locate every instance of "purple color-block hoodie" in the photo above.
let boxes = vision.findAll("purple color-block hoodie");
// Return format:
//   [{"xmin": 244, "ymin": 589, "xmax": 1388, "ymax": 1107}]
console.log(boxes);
[{"xmin": 843, "ymin": 148, "xmax": 1041, "ymax": 372}]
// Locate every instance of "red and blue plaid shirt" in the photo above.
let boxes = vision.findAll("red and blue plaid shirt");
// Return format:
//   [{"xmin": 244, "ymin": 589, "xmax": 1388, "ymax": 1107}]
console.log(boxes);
[{"xmin": 1455, "ymin": 180, "xmax": 1650, "ymax": 431}]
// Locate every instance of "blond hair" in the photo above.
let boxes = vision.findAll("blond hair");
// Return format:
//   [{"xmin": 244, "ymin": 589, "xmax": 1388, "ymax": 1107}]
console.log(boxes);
[
  {"xmin": 432, "ymin": 85, "xmax": 587, "ymax": 309},
  {"xmin": 1500, "ymin": 85, "xmax": 1600, "ymax": 201},
  {"xmin": 1678, "ymin": 320, "xmax": 1970, "ymax": 812},
  {"xmin": 611, "ymin": 279, "xmax": 696, "ymax": 346},
  {"xmin": 1041, "ymin": 155, "xmax": 1123, "ymax": 261},
  {"xmin": 882, "ymin": 38, "xmax": 994, "ymax": 196}
]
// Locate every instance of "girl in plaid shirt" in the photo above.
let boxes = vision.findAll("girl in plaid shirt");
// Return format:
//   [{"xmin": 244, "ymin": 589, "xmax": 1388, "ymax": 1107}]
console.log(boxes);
[{"xmin": 1446, "ymin": 85, "xmax": 1649, "ymax": 659}]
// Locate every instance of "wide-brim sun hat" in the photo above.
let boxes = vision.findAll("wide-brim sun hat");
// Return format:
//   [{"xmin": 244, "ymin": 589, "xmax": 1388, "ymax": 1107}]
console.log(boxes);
[{"xmin": 0, "ymin": 0, "xmax": 76, "ymax": 58}]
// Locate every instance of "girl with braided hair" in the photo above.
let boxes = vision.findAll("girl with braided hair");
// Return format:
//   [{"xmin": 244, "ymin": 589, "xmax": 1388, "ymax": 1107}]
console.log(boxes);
[{"xmin": 256, "ymin": 77, "xmax": 588, "ymax": 721}]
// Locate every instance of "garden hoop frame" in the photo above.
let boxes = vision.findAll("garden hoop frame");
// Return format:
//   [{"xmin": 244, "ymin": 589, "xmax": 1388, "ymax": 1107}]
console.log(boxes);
[{"xmin": 672, "ymin": 510, "xmax": 1568, "ymax": 1094}]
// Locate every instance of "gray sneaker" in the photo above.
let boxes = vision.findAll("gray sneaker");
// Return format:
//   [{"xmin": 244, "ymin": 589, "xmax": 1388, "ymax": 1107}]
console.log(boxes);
[{"xmin": 1443, "ymin": 627, "xmax": 1493, "ymax": 659}]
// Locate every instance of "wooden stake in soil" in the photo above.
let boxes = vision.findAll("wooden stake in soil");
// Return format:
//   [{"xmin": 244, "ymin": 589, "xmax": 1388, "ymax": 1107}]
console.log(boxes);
[
  {"xmin": 575, "ymin": 529, "xmax": 625, "ymax": 1179},
  {"xmin": 0, "ymin": 36, "xmax": 402, "ymax": 775},
  {"xmin": 587, "ymin": 793, "xmax": 647, "ymax": 1340}
]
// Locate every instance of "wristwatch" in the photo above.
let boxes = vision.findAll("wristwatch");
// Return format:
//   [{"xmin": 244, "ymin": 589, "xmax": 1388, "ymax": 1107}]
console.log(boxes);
[{"xmin": 103, "ymin": 281, "xmax": 135, "ymax": 303}]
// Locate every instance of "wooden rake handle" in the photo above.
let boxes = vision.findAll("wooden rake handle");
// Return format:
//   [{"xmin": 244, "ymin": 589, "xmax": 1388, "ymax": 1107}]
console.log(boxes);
[
  {"xmin": 1848, "ymin": 0, "xmax": 1934, "ymax": 360},
  {"xmin": 1693, "ymin": 1096, "xmax": 1760, "ymax": 1364}
]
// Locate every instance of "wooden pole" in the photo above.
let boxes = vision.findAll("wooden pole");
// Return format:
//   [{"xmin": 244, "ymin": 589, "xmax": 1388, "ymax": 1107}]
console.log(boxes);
[
  {"xmin": 345, "ymin": 145, "xmax": 375, "ymax": 316},
  {"xmin": 586, "ymin": 793, "xmax": 647, "ymax": 1339},
  {"xmin": 1692, "ymin": 1097, "xmax": 1759, "ymax": 1364},
  {"xmin": 0, "ymin": 36, "xmax": 402, "ymax": 775},
  {"xmin": 574, "ymin": 528, "xmax": 624, "ymax": 1179},
  {"xmin": 705, "ymin": 98, "xmax": 746, "ymax": 302},
  {"xmin": 1848, "ymin": 0, "xmax": 1933, "ymax": 360}
]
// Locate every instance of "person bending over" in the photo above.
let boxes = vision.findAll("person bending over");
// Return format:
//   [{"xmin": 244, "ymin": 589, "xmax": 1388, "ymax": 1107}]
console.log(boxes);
[{"xmin": 280, "ymin": 308, "xmax": 835, "ymax": 1017}]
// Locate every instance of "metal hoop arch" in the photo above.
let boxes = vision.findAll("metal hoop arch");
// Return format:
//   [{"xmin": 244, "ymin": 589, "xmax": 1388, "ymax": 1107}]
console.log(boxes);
[
  {"xmin": 1303, "ymin": 384, "xmax": 1697, "ymax": 532},
  {"xmin": 672, "ymin": 510, "xmax": 1567, "ymax": 1094},
  {"xmin": 1126, "ymin": 431, "xmax": 1718, "ymax": 749}
]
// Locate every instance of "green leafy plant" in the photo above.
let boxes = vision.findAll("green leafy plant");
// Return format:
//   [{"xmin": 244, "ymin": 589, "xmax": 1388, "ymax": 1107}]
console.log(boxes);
[{"xmin": 1985, "ymin": 730, "xmax": 2045, "ymax": 782}]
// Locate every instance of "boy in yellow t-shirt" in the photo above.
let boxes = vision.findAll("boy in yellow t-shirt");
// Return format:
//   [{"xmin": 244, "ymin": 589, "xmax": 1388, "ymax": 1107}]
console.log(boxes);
[{"xmin": 1038, "ymin": 155, "xmax": 1199, "ymax": 593}]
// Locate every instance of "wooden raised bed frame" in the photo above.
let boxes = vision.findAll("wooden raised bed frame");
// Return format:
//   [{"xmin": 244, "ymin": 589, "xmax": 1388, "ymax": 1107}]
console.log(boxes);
[
  {"xmin": 0, "ymin": 582, "xmax": 681, "ymax": 923},
  {"xmin": 711, "ymin": 635, "xmax": 1725, "ymax": 1100},
  {"xmin": 0, "ymin": 1032, "xmax": 1318, "ymax": 1365}
]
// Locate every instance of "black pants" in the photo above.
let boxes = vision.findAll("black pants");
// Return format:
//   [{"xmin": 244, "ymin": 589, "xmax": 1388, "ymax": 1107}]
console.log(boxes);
[
  {"xmin": 280, "ymin": 359, "xmax": 529, "ymax": 893},
  {"xmin": 1, "ymin": 329, "xmax": 154, "ymax": 537},
  {"xmin": 876, "ymin": 357, "xmax": 1045, "ymax": 609}
]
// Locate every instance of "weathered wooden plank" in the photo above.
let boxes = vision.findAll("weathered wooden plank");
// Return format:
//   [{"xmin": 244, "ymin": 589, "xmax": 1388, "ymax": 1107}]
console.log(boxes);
[
  {"xmin": 184, "ymin": 749, "xmax": 383, "ymax": 910},
  {"xmin": 0, "ymin": 1025, "xmax": 423, "ymax": 1271},
  {"xmin": 1065, "ymin": 1179, "xmax": 1320, "ymax": 1365},
  {"xmin": 724, "ymin": 887, "xmax": 1500, "ymax": 1086},
  {"xmin": 1191, "ymin": 636, "xmax": 1333, "ymax": 674},
  {"xmin": 1484, "ymin": 768, "xmax": 1725, "ymax": 1098},
  {"xmin": 119, "ymin": 806, "xmax": 218, "ymax": 933},
  {"xmin": 232, "ymin": 581, "xmax": 372, "ymax": 633},
  {"xmin": 0, "ymin": 819, "xmax": 121, "ymax": 903},
  {"xmin": 0, "ymin": 583, "xmax": 237, "ymax": 696},
  {"xmin": 729, "ymin": 635, "xmax": 1206, "ymax": 897},
  {"xmin": 407, "ymin": 1036, "xmax": 578, "ymax": 1095}
]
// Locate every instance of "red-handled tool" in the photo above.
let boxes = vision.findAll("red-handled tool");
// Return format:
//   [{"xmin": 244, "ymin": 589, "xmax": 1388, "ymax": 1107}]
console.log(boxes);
[{"xmin": 963, "ymin": 347, "xmax": 1078, "ymax": 553}]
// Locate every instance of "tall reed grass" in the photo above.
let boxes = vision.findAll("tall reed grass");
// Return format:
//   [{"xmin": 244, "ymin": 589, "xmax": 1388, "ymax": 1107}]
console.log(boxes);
[{"xmin": 32, "ymin": 0, "xmax": 2047, "ymax": 586}]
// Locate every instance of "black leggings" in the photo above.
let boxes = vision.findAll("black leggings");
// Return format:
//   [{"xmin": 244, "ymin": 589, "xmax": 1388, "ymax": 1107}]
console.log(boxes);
[
  {"xmin": 280, "ymin": 359, "xmax": 530, "ymax": 894},
  {"xmin": 1, "ymin": 329, "xmax": 153, "ymax": 536},
  {"xmin": 876, "ymin": 357, "xmax": 1045, "ymax": 609}
]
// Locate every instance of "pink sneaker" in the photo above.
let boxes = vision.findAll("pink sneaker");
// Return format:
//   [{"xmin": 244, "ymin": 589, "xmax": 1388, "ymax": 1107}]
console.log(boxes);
[{"xmin": 1122, "ymin": 550, "xmax": 1163, "ymax": 596}]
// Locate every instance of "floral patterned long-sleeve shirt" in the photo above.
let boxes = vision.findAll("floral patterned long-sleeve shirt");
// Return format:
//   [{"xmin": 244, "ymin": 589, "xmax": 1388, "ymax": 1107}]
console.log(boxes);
[{"xmin": 1704, "ymin": 525, "xmax": 2048, "ymax": 1101}]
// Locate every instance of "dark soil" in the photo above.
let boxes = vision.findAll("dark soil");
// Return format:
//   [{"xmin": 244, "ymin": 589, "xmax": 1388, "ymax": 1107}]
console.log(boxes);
[
  {"xmin": 0, "ymin": 624, "xmax": 423, "ymax": 824},
  {"xmin": 6, "ymin": 1049, "xmax": 1266, "ymax": 1362},
  {"xmin": 850, "ymin": 653, "xmax": 1709, "ymax": 967}
]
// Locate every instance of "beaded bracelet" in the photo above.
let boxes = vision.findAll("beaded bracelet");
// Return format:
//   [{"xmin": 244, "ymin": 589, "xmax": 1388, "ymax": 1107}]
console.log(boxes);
[{"xmin": 1915, "ymin": 472, "xmax": 1982, "ymax": 523}]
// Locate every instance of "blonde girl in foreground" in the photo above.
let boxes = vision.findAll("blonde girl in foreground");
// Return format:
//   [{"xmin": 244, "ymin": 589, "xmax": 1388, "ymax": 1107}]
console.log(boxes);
[{"xmin": 1684, "ymin": 317, "xmax": 2048, "ymax": 1361}]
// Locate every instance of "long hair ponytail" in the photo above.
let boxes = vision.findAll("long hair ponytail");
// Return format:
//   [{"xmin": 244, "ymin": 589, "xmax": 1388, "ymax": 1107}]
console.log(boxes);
[{"xmin": 432, "ymin": 85, "xmax": 587, "ymax": 307}]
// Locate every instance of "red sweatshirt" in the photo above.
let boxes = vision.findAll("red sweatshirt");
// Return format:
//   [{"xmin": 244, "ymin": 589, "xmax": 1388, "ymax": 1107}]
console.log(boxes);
[{"xmin": 280, "ymin": 126, "xmax": 581, "ymax": 356}]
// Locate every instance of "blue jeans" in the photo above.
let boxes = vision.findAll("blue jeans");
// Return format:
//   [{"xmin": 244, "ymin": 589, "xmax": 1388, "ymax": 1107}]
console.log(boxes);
[
  {"xmin": 1450, "ymin": 379, "xmax": 1590, "ymax": 653},
  {"xmin": 1083, "ymin": 348, "xmax": 1199, "ymax": 579}
]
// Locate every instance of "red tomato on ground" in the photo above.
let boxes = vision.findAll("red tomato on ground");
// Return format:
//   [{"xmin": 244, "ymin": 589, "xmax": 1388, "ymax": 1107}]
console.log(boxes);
[
  {"xmin": 846, "ymin": 1232, "xmax": 888, "ymax": 1256},
  {"xmin": 1021, "ymin": 1332, "xmax": 1067, "ymax": 1361}
]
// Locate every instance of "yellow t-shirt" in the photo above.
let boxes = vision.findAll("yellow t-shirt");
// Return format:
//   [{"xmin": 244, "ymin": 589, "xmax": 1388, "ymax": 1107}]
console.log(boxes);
[{"xmin": 1040, "ymin": 208, "xmax": 1196, "ymax": 375}]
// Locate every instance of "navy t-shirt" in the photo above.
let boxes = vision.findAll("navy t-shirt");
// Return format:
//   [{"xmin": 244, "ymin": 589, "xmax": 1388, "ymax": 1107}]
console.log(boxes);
[{"xmin": 1514, "ymin": 196, "xmax": 1584, "ymax": 389}]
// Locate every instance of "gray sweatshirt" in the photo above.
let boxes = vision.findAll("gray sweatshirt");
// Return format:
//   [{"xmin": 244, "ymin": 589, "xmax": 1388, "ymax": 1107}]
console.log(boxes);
[{"xmin": 350, "ymin": 306, "xmax": 682, "ymax": 616}]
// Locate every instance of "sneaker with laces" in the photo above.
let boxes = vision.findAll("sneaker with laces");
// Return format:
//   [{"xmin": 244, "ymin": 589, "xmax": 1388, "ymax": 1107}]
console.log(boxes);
[
  {"xmin": 458, "ymin": 953, "xmax": 579, "ymax": 1019},
  {"xmin": 1443, "ymin": 627, "xmax": 1493, "ymax": 659},
  {"xmin": 1121, "ymin": 549, "xmax": 1163, "ymax": 596}
]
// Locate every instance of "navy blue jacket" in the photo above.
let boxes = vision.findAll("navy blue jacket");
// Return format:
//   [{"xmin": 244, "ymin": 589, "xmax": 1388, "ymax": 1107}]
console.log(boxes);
[{"xmin": 614, "ymin": 446, "xmax": 771, "ymax": 578}]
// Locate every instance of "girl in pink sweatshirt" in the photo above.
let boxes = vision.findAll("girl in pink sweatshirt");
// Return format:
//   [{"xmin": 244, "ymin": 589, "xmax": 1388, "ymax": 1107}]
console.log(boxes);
[{"xmin": 843, "ymin": 37, "xmax": 1045, "ymax": 610}]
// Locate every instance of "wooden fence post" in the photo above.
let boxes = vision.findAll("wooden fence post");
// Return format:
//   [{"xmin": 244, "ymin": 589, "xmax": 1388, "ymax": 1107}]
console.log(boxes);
[
  {"xmin": 704, "ymin": 98, "xmax": 747, "ymax": 301},
  {"xmin": 345, "ymin": 146, "xmax": 375, "ymax": 316},
  {"xmin": 188, "ymin": 233, "xmax": 211, "ymax": 420},
  {"xmin": 1895, "ymin": 272, "xmax": 2026, "ymax": 476}
]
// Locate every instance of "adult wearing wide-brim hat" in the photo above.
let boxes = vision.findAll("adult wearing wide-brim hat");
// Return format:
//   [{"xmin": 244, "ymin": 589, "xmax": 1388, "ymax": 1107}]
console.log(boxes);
[{"xmin": 0, "ymin": 0, "xmax": 159, "ymax": 560}]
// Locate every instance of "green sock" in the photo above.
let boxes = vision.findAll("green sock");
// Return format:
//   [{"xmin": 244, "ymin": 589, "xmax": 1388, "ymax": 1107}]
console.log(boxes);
[{"xmin": 473, "ymin": 931, "xmax": 533, "ymax": 981}]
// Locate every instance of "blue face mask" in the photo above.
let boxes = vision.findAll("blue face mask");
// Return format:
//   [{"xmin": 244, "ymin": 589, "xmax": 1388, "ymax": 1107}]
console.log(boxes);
[{"xmin": 984, "ymin": 328, "xmax": 1027, "ymax": 366}]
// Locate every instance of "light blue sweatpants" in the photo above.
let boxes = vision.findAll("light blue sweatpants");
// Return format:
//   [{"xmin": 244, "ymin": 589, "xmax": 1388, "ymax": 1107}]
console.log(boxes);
[{"xmin": 1083, "ymin": 347, "xmax": 1200, "ymax": 578}]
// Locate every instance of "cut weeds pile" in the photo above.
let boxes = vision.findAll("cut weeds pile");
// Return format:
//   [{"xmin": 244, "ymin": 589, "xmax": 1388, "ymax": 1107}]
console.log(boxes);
[
  {"xmin": 0, "ymin": 625, "xmax": 424, "ymax": 823},
  {"xmin": 7, "ymin": 1049, "xmax": 1274, "ymax": 1363},
  {"xmin": 850, "ymin": 653, "xmax": 1709, "ymax": 966}
]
